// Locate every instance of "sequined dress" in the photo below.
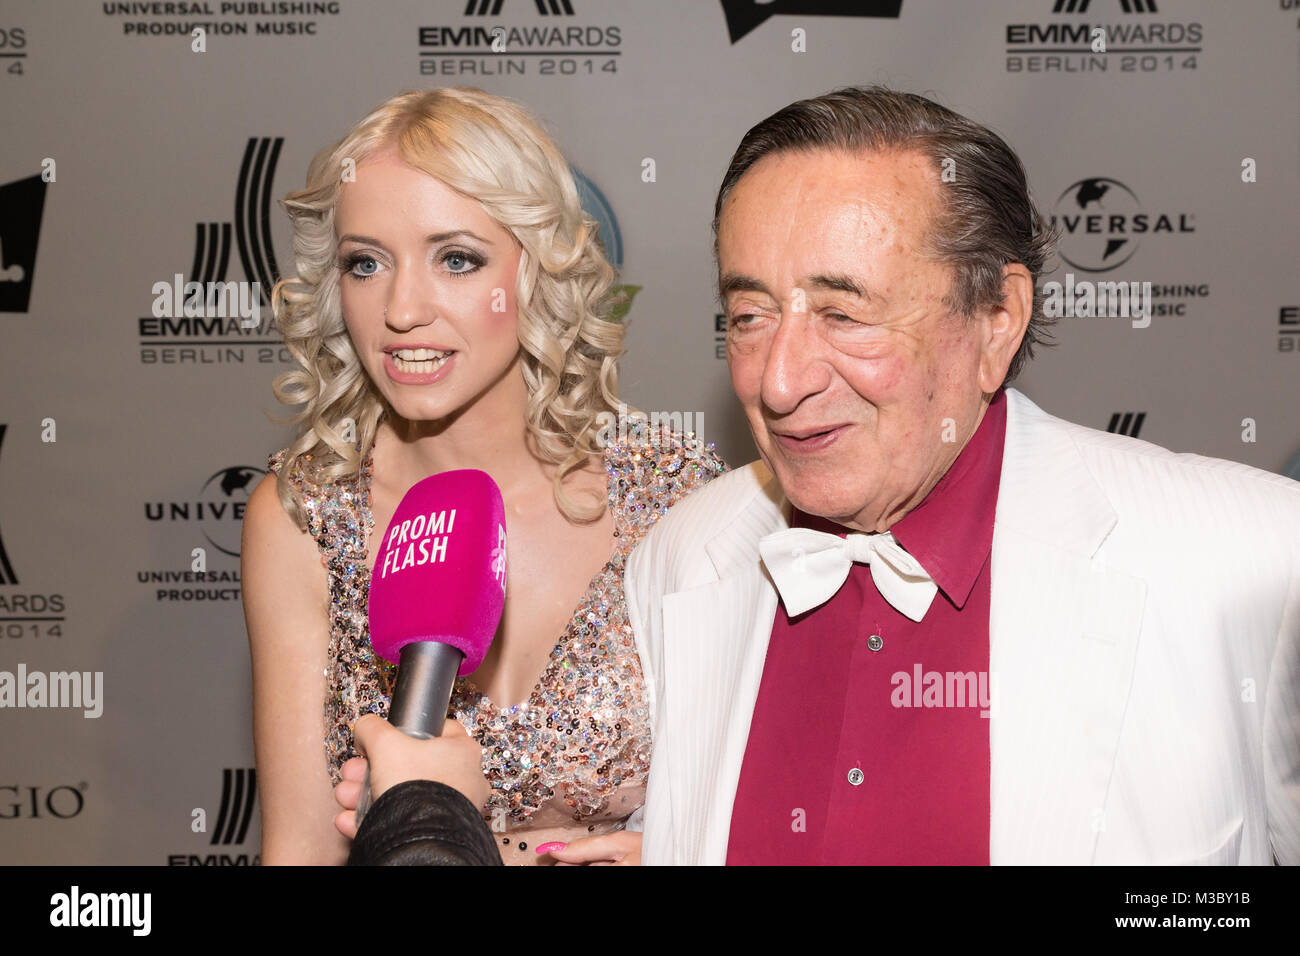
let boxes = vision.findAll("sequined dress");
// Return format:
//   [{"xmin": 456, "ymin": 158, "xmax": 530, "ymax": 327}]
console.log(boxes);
[{"xmin": 267, "ymin": 430, "xmax": 726, "ymax": 864}]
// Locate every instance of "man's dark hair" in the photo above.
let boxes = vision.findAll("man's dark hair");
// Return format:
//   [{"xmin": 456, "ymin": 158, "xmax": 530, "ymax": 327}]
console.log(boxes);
[{"xmin": 714, "ymin": 86, "xmax": 1058, "ymax": 385}]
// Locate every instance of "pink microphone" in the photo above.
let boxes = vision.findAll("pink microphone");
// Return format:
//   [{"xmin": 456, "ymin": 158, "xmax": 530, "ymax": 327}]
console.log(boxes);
[
  {"xmin": 354, "ymin": 469, "xmax": 507, "ymax": 824},
  {"xmin": 370, "ymin": 469, "xmax": 506, "ymax": 677}
]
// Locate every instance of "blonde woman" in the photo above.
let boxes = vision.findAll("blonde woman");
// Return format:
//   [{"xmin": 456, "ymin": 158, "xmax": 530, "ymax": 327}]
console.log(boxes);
[{"xmin": 240, "ymin": 88, "xmax": 725, "ymax": 865}]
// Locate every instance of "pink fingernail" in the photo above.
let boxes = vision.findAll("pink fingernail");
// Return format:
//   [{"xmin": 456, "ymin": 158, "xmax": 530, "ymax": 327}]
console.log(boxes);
[{"xmin": 536, "ymin": 841, "xmax": 566, "ymax": 855}]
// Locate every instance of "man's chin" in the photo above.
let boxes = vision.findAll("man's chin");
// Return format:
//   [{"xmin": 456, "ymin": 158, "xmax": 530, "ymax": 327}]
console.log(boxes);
[
  {"xmin": 752, "ymin": 440, "xmax": 864, "ymax": 515},
  {"xmin": 789, "ymin": 499, "xmax": 860, "ymax": 527},
  {"xmin": 770, "ymin": 469, "xmax": 867, "ymax": 527}
]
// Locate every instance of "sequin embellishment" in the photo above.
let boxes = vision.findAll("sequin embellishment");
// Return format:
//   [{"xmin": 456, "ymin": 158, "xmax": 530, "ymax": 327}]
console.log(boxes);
[{"xmin": 267, "ymin": 431, "xmax": 726, "ymax": 837}]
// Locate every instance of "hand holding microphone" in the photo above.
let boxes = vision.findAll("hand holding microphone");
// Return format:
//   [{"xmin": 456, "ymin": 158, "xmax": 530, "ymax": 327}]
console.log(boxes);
[
  {"xmin": 333, "ymin": 715, "xmax": 488, "ymax": 841},
  {"xmin": 351, "ymin": 469, "xmax": 507, "ymax": 826}
]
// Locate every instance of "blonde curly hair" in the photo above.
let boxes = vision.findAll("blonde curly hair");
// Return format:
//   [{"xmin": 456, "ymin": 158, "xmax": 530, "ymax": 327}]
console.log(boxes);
[{"xmin": 269, "ymin": 87, "xmax": 626, "ymax": 529}]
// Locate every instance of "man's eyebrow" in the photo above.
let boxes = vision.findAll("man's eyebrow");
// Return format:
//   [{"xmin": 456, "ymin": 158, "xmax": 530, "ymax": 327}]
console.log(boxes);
[
  {"xmin": 806, "ymin": 273, "xmax": 879, "ymax": 301},
  {"xmin": 718, "ymin": 271, "xmax": 884, "ymax": 304},
  {"xmin": 718, "ymin": 272, "xmax": 771, "ymax": 297}
]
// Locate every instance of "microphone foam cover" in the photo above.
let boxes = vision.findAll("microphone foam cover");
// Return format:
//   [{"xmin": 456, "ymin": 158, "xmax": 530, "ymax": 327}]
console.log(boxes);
[{"xmin": 368, "ymin": 469, "xmax": 506, "ymax": 675}]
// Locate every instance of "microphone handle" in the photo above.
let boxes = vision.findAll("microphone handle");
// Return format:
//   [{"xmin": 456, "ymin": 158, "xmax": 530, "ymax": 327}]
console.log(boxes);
[{"xmin": 354, "ymin": 641, "xmax": 465, "ymax": 827}]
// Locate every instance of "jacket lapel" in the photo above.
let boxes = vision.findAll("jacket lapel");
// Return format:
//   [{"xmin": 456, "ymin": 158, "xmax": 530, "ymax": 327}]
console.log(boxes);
[
  {"xmin": 660, "ymin": 463, "xmax": 788, "ymax": 864},
  {"xmin": 990, "ymin": 389, "xmax": 1146, "ymax": 863}
]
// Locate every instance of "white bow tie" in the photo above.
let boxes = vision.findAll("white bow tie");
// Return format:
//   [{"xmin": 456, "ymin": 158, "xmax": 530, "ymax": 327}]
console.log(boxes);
[{"xmin": 758, "ymin": 526, "xmax": 938, "ymax": 622}]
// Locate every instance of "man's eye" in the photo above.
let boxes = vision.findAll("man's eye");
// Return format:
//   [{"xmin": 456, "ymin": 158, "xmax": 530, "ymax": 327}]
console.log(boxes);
[
  {"xmin": 729, "ymin": 313, "xmax": 757, "ymax": 328},
  {"xmin": 829, "ymin": 313, "xmax": 857, "ymax": 324}
]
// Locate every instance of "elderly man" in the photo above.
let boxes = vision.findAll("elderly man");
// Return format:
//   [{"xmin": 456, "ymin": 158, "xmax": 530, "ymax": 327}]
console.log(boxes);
[{"xmin": 625, "ymin": 86, "xmax": 1300, "ymax": 865}]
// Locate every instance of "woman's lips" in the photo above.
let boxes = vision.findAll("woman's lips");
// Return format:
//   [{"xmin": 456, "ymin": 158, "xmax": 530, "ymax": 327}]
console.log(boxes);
[
  {"xmin": 772, "ymin": 424, "xmax": 849, "ymax": 453},
  {"xmin": 383, "ymin": 350, "xmax": 456, "ymax": 385}
]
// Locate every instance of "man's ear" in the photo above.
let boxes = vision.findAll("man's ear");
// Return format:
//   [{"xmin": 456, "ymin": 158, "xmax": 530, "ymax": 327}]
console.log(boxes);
[{"xmin": 978, "ymin": 263, "xmax": 1033, "ymax": 393}]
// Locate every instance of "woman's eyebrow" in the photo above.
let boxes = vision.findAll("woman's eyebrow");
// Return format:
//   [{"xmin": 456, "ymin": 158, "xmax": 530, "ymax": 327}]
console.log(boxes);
[{"xmin": 338, "ymin": 230, "xmax": 495, "ymax": 246}]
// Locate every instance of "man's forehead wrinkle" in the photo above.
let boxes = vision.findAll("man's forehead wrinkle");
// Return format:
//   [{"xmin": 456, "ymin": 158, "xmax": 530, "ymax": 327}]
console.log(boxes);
[
  {"xmin": 719, "ymin": 149, "xmax": 932, "ymax": 303},
  {"xmin": 774, "ymin": 172, "xmax": 809, "ymax": 270},
  {"xmin": 821, "ymin": 198, "xmax": 884, "ymax": 250}
]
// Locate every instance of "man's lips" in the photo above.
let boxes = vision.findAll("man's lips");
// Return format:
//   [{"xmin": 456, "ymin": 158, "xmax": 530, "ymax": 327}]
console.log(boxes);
[{"xmin": 770, "ymin": 423, "xmax": 851, "ymax": 452}]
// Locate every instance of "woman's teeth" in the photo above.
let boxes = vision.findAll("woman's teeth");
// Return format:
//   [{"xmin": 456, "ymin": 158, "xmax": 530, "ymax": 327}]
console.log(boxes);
[{"xmin": 391, "ymin": 348, "xmax": 453, "ymax": 373}]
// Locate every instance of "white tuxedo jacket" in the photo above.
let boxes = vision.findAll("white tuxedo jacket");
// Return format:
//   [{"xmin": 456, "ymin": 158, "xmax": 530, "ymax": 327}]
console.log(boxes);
[{"xmin": 625, "ymin": 387, "xmax": 1300, "ymax": 865}]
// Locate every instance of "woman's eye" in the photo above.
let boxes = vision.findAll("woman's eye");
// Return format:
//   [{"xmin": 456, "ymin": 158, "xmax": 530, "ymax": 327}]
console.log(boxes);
[
  {"xmin": 443, "ymin": 251, "xmax": 482, "ymax": 276},
  {"xmin": 342, "ymin": 255, "xmax": 379, "ymax": 281}
]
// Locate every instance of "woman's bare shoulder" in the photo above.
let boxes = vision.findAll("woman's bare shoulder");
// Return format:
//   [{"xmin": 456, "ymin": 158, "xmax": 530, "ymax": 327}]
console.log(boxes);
[{"xmin": 242, "ymin": 469, "xmax": 328, "ymax": 611}]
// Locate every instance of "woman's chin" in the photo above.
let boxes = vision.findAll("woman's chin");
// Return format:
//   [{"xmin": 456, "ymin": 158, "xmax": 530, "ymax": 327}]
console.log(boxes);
[{"xmin": 375, "ymin": 391, "xmax": 458, "ymax": 425}]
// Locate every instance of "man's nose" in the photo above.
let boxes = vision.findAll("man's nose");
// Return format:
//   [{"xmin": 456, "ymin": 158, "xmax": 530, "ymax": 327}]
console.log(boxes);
[{"xmin": 760, "ymin": 311, "xmax": 831, "ymax": 416}]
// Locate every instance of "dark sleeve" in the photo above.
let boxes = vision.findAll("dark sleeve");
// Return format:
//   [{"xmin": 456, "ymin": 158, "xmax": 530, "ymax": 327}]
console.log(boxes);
[{"xmin": 347, "ymin": 780, "xmax": 503, "ymax": 866}]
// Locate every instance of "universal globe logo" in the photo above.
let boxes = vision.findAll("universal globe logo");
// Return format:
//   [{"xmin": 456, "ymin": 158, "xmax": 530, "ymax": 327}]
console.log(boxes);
[
  {"xmin": 143, "ymin": 465, "xmax": 263, "ymax": 559},
  {"xmin": 1050, "ymin": 177, "xmax": 1194, "ymax": 273}
]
